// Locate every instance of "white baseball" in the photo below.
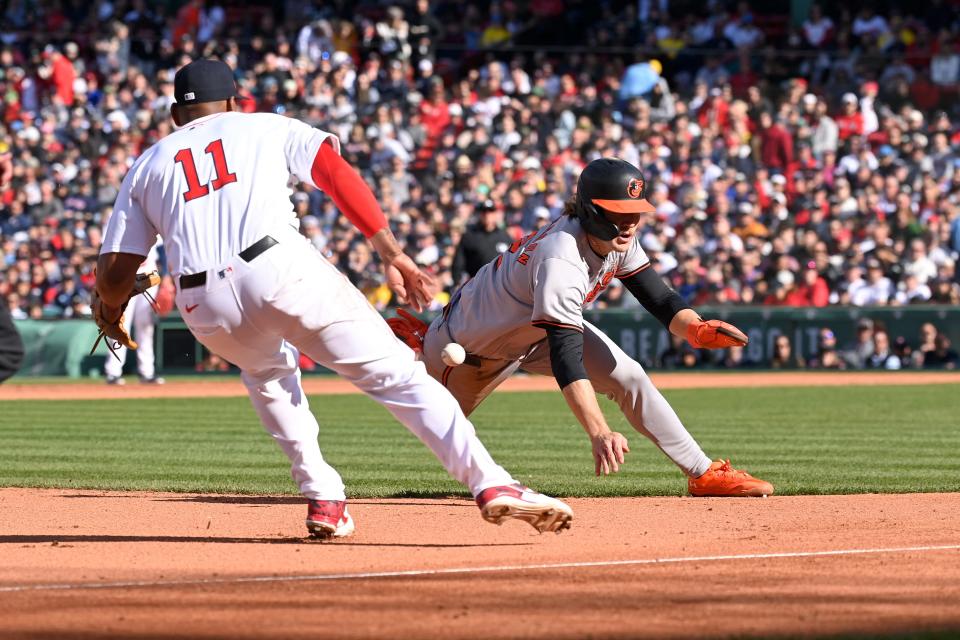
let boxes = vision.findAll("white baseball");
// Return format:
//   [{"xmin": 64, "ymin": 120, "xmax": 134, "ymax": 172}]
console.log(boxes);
[{"xmin": 441, "ymin": 342, "xmax": 466, "ymax": 367}]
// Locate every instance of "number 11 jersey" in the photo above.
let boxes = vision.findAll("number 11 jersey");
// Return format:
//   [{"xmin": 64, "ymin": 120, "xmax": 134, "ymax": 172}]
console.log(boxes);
[{"xmin": 101, "ymin": 111, "xmax": 338, "ymax": 276}]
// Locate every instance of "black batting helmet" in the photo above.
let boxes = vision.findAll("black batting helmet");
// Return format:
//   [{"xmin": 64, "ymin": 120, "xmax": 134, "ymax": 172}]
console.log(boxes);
[{"xmin": 575, "ymin": 158, "xmax": 655, "ymax": 241}]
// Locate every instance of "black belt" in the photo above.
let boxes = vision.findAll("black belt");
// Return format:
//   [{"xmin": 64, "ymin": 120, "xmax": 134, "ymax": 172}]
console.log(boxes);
[
  {"xmin": 462, "ymin": 353, "xmax": 483, "ymax": 367},
  {"xmin": 179, "ymin": 236, "xmax": 278, "ymax": 290}
]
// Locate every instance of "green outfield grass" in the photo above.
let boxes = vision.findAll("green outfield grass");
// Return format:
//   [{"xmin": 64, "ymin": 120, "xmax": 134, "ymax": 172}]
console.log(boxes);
[{"xmin": 0, "ymin": 385, "xmax": 957, "ymax": 497}]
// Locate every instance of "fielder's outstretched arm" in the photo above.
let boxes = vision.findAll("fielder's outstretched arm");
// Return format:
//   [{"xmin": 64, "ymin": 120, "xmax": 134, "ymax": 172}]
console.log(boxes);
[
  {"xmin": 309, "ymin": 141, "xmax": 436, "ymax": 310},
  {"xmin": 620, "ymin": 268, "xmax": 748, "ymax": 349}
]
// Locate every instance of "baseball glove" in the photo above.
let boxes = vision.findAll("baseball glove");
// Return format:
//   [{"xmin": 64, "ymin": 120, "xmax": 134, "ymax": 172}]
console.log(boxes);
[
  {"xmin": 90, "ymin": 271, "xmax": 162, "ymax": 360},
  {"xmin": 686, "ymin": 317, "xmax": 749, "ymax": 349},
  {"xmin": 386, "ymin": 308, "xmax": 428, "ymax": 355}
]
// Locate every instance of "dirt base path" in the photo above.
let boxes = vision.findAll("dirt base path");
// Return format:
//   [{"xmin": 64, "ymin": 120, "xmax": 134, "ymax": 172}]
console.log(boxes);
[
  {"xmin": 3, "ymin": 370, "xmax": 958, "ymax": 401},
  {"xmin": 1, "ymin": 489, "xmax": 958, "ymax": 639}
]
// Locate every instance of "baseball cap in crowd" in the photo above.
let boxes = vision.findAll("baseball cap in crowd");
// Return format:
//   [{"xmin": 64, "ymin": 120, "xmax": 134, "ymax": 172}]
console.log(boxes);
[
  {"xmin": 842, "ymin": 92, "xmax": 858, "ymax": 105},
  {"xmin": 771, "ymin": 174, "xmax": 787, "ymax": 186},
  {"xmin": 521, "ymin": 157, "xmax": 541, "ymax": 170},
  {"xmin": 174, "ymin": 58, "xmax": 246, "ymax": 105},
  {"xmin": 857, "ymin": 318, "xmax": 874, "ymax": 331},
  {"xmin": 802, "ymin": 93, "xmax": 817, "ymax": 107},
  {"xmin": 331, "ymin": 51, "xmax": 353, "ymax": 68},
  {"xmin": 534, "ymin": 206, "xmax": 551, "ymax": 220},
  {"xmin": 300, "ymin": 214, "xmax": 319, "ymax": 229},
  {"xmin": 641, "ymin": 234, "xmax": 663, "ymax": 252}
]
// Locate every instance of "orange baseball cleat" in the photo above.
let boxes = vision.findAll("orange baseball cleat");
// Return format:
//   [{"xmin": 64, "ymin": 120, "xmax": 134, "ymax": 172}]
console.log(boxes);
[{"xmin": 688, "ymin": 459, "xmax": 774, "ymax": 497}]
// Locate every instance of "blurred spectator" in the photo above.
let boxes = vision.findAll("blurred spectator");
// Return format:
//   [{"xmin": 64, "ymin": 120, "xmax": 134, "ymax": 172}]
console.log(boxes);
[
  {"xmin": 451, "ymin": 199, "xmax": 512, "ymax": 285},
  {"xmin": 911, "ymin": 322, "xmax": 940, "ymax": 368},
  {"xmin": 923, "ymin": 334, "xmax": 959, "ymax": 370},
  {"xmin": 791, "ymin": 261, "xmax": 830, "ymax": 306},
  {"xmin": 866, "ymin": 330, "xmax": 902, "ymax": 370},
  {"xmin": 196, "ymin": 352, "xmax": 231, "ymax": 373},
  {"xmin": 718, "ymin": 344, "xmax": 754, "ymax": 369},
  {"xmin": 842, "ymin": 318, "xmax": 876, "ymax": 369},
  {"xmin": 807, "ymin": 327, "xmax": 846, "ymax": 370},
  {"xmin": 930, "ymin": 277, "xmax": 960, "ymax": 304},
  {"xmin": 659, "ymin": 334, "xmax": 699, "ymax": 369},
  {"xmin": 892, "ymin": 335, "xmax": 913, "ymax": 368},
  {"xmin": 895, "ymin": 273, "xmax": 932, "ymax": 304},
  {"xmin": 851, "ymin": 259, "xmax": 894, "ymax": 306},
  {"xmin": 770, "ymin": 334, "xmax": 804, "ymax": 370},
  {"xmin": 757, "ymin": 111, "xmax": 793, "ymax": 172}
]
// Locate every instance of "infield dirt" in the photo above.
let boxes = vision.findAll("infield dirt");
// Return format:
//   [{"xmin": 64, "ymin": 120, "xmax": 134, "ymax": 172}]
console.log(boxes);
[{"xmin": 1, "ymin": 489, "xmax": 959, "ymax": 639}]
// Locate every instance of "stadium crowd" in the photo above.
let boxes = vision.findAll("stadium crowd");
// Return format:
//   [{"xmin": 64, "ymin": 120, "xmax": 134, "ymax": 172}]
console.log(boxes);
[{"xmin": 0, "ymin": 0, "xmax": 958, "ymax": 369}]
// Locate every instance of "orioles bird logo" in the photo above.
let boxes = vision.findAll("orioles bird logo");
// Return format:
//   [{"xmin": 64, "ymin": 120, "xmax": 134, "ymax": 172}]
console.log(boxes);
[{"xmin": 627, "ymin": 178, "xmax": 643, "ymax": 199}]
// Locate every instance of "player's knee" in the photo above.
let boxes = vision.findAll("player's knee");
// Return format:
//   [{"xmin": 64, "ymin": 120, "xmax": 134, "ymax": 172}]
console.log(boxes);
[
  {"xmin": 241, "ymin": 363, "xmax": 298, "ymax": 389},
  {"xmin": 349, "ymin": 361, "xmax": 419, "ymax": 393},
  {"xmin": 600, "ymin": 364, "xmax": 648, "ymax": 403}
]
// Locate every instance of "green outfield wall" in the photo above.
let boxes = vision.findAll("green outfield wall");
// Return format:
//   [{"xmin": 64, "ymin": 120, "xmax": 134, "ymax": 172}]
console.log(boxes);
[{"xmin": 10, "ymin": 306, "xmax": 960, "ymax": 377}]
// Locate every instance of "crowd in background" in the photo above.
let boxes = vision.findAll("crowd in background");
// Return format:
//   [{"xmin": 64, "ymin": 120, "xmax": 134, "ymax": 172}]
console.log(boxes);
[
  {"xmin": 660, "ymin": 318, "xmax": 958, "ymax": 370},
  {"xmin": 0, "ymin": 1, "xmax": 958, "ymax": 368}
]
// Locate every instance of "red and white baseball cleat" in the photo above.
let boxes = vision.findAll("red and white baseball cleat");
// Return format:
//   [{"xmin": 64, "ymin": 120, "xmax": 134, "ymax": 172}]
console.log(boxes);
[
  {"xmin": 475, "ymin": 484, "xmax": 573, "ymax": 533},
  {"xmin": 688, "ymin": 459, "xmax": 774, "ymax": 497},
  {"xmin": 305, "ymin": 499, "xmax": 355, "ymax": 539}
]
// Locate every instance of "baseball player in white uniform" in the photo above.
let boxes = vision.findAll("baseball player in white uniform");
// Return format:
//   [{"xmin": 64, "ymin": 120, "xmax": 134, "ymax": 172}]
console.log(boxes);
[
  {"xmin": 103, "ymin": 244, "xmax": 164, "ymax": 385},
  {"xmin": 94, "ymin": 59, "xmax": 573, "ymax": 538},
  {"xmin": 391, "ymin": 158, "xmax": 774, "ymax": 497}
]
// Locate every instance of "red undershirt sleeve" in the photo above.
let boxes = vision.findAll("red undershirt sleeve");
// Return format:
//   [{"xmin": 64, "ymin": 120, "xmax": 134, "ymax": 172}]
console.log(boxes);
[{"xmin": 309, "ymin": 141, "xmax": 388, "ymax": 238}]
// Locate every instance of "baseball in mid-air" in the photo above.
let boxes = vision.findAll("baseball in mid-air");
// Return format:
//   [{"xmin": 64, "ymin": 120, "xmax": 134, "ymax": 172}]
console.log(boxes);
[{"xmin": 441, "ymin": 342, "xmax": 466, "ymax": 366}]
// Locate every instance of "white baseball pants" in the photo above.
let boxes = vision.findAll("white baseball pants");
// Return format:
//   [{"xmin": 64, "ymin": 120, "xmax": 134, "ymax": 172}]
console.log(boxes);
[
  {"xmin": 104, "ymin": 287, "xmax": 158, "ymax": 379},
  {"xmin": 174, "ymin": 227, "xmax": 515, "ymax": 500}
]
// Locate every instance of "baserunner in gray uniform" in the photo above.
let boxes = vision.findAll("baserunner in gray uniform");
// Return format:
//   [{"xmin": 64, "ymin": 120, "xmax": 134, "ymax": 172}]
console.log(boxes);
[{"xmin": 391, "ymin": 158, "xmax": 773, "ymax": 497}]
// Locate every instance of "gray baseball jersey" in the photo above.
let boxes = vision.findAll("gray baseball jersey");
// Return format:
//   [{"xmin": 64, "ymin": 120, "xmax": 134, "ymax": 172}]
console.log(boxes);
[{"xmin": 445, "ymin": 215, "xmax": 650, "ymax": 360}]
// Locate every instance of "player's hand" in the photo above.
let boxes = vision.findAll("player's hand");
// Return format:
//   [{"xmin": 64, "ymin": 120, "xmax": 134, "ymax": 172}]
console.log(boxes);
[
  {"xmin": 384, "ymin": 253, "xmax": 437, "ymax": 313},
  {"xmin": 91, "ymin": 291, "xmax": 137, "ymax": 351},
  {"xmin": 686, "ymin": 317, "xmax": 748, "ymax": 349},
  {"xmin": 591, "ymin": 431, "xmax": 630, "ymax": 476}
]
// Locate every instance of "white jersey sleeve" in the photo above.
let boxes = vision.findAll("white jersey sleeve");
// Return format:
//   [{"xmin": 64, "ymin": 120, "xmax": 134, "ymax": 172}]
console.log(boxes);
[
  {"xmin": 284, "ymin": 117, "xmax": 341, "ymax": 186},
  {"xmin": 101, "ymin": 158, "xmax": 159, "ymax": 258},
  {"xmin": 531, "ymin": 258, "xmax": 589, "ymax": 332},
  {"xmin": 616, "ymin": 237, "xmax": 651, "ymax": 278}
]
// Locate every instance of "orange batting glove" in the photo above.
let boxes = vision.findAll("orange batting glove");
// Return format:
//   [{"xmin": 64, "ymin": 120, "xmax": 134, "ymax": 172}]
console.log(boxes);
[{"xmin": 686, "ymin": 317, "xmax": 749, "ymax": 349}]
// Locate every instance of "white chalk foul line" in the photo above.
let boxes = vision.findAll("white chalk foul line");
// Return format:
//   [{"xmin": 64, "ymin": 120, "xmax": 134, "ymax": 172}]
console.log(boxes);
[{"xmin": 1, "ymin": 544, "xmax": 958, "ymax": 594}]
